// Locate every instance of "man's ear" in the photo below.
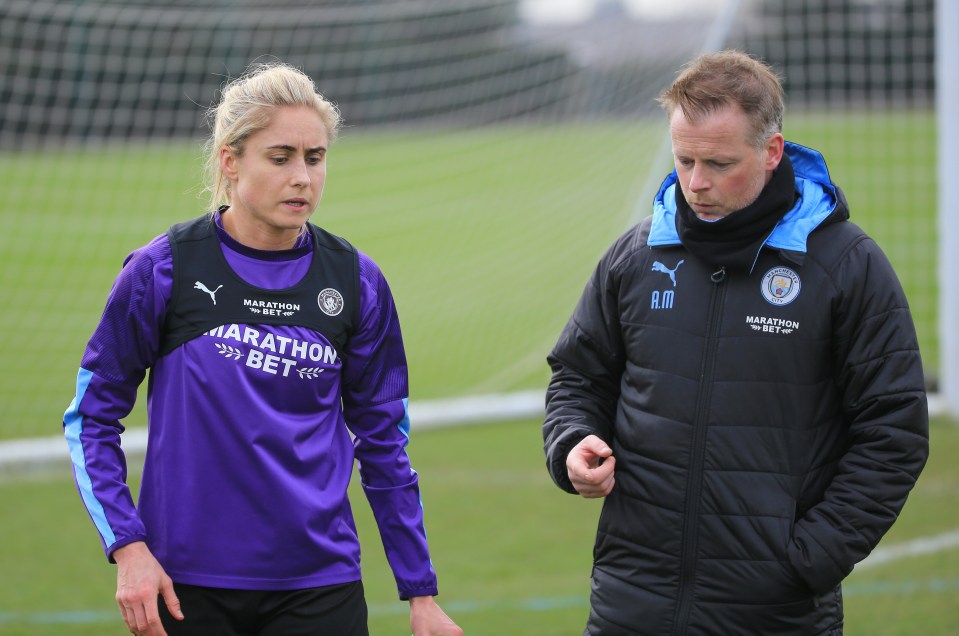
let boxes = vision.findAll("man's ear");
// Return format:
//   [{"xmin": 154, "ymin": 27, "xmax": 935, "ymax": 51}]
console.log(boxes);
[
  {"xmin": 220, "ymin": 145, "xmax": 238, "ymax": 180},
  {"xmin": 765, "ymin": 132, "xmax": 785, "ymax": 171}
]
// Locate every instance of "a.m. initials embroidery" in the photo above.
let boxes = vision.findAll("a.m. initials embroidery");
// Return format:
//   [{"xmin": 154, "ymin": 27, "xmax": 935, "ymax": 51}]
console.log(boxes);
[
  {"xmin": 650, "ymin": 259, "xmax": 683, "ymax": 310},
  {"xmin": 651, "ymin": 289, "xmax": 675, "ymax": 310}
]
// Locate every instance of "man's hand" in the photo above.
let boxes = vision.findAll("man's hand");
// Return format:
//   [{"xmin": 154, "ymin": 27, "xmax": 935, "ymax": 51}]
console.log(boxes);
[
  {"xmin": 409, "ymin": 595, "xmax": 463, "ymax": 636},
  {"xmin": 567, "ymin": 435, "xmax": 616, "ymax": 498},
  {"xmin": 113, "ymin": 542, "xmax": 183, "ymax": 635}
]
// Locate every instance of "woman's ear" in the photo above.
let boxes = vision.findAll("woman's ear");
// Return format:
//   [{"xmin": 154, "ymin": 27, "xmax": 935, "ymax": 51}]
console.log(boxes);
[{"xmin": 220, "ymin": 145, "xmax": 238, "ymax": 180}]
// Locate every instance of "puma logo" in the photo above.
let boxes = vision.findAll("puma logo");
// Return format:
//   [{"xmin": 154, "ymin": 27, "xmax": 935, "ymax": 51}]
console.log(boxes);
[
  {"xmin": 194, "ymin": 281, "xmax": 223, "ymax": 305},
  {"xmin": 651, "ymin": 260, "xmax": 685, "ymax": 287}
]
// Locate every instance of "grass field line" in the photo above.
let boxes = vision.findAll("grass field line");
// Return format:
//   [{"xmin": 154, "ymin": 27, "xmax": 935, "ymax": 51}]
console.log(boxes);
[
  {"xmin": 6, "ymin": 575, "xmax": 959, "ymax": 626},
  {"xmin": 5, "ymin": 533, "xmax": 953, "ymax": 627},
  {"xmin": 465, "ymin": 340, "xmax": 556, "ymax": 395},
  {"xmin": 0, "ymin": 390, "xmax": 546, "ymax": 477},
  {"xmin": 2, "ymin": 531, "xmax": 957, "ymax": 626},
  {"xmin": 3, "ymin": 390, "xmax": 948, "ymax": 477},
  {"xmin": 857, "ymin": 528, "xmax": 959, "ymax": 570}
]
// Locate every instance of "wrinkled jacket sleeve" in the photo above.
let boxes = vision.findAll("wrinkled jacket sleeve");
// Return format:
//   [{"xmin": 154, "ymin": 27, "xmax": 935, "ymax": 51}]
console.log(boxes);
[
  {"xmin": 342, "ymin": 253, "xmax": 438, "ymax": 600},
  {"xmin": 788, "ymin": 235, "xmax": 929, "ymax": 593},
  {"xmin": 62, "ymin": 236, "xmax": 171, "ymax": 560},
  {"xmin": 544, "ymin": 234, "xmax": 630, "ymax": 493}
]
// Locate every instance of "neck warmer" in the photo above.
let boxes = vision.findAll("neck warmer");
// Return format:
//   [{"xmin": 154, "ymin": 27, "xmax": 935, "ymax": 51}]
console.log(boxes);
[{"xmin": 674, "ymin": 153, "xmax": 796, "ymax": 273}]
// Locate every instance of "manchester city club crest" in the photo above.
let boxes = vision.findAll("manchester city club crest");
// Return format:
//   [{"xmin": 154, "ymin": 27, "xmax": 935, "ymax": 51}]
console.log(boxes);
[
  {"xmin": 761, "ymin": 267, "xmax": 802, "ymax": 306},
  {"xmin": 317, "ymin": 288, "xmax": 345, "ymax": 316}
]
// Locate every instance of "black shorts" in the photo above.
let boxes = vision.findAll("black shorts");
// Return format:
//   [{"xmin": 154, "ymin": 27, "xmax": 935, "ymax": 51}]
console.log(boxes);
[{"xmin": 158, "ymin": 579, "xmax": 369, "ymax": 636}]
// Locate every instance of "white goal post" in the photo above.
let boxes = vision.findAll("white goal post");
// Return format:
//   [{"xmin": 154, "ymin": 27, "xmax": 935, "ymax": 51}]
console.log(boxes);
[{"xmin": 937, "ymin": 0, "xmax": 959, "ymax": 417}]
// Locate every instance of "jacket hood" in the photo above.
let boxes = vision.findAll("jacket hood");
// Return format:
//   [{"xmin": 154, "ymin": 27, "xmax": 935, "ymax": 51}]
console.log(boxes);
[{"xmin": 649, "ymin": 142, "xmax": 848, "ymax": 255}]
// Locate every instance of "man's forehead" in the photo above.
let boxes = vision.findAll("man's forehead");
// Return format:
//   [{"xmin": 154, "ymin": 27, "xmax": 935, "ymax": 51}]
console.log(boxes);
[{"xmin": 669, "ymin": 107, "xmax": 752, "ymax": 153}]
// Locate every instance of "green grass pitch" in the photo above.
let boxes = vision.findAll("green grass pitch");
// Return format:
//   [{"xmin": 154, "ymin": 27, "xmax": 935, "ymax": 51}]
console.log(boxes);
[
  {"xmin": 1, "ymin": 416, "xmax": 957, "ymax": 634},
  {"xmin": 0, "ymin": 115, "xmax": 948, "ymax": 633}
]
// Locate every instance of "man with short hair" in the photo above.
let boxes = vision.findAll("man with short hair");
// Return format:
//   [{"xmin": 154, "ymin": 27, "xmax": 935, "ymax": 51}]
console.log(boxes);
[{"xmin": 543, "ymin": 50, "xmax": 928, "ymax": 635}]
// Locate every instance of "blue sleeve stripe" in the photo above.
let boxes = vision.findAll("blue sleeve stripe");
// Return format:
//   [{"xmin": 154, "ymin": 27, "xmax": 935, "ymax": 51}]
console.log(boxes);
[
  {"xmin": 63, "ymin": 368, "xmax": 117, "ymax": 547},
  {"xmin": 397, "ymin": 397, "xmax": 411, "ymax": 442},
  {"xmin": 397, "ymin": 397, "xmax": 425, "ymax": 510},
  {"xmin": 398, "ymin": 397, "xmax": 418, "ymax": 479}
]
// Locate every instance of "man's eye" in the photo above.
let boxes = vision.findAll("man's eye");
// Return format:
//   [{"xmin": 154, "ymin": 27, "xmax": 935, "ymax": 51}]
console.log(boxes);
[{"xmin": 272, "ymin": 156, "xmax": 288, "ymax": 164}]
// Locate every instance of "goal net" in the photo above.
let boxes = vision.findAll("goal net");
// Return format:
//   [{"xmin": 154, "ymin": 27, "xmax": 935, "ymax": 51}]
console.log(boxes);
[
  {"xmin": 0, "ymin": 0, "xmax": 941, "ymax": 441},
  {"xmin": 738, "ymin": 0, "xmax": 938, "ymax": 397}
]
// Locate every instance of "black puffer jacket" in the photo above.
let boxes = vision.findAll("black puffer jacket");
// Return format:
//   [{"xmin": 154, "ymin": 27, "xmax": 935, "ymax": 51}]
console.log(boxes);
[{"xmin": 544, "ymin": 143, "xmax": 928, "ymax": 635}]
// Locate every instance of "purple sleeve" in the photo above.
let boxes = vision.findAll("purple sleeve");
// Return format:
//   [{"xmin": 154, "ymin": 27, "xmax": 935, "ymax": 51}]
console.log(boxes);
[
  {"xmin": 62, "ymin": 235, "xmax": 172, "ymax": 560},
  {"xmin": 342, "ymin": 252, "xmax": 439, "ymax": 600}
]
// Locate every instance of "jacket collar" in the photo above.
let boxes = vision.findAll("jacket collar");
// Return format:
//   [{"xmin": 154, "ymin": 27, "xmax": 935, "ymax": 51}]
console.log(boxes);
[{"xmin": 649, "ymin": 142, "xmax": 841, "ymax": 256}]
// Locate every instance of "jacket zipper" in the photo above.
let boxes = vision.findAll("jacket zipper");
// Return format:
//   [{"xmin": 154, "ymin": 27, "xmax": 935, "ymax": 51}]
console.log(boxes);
[{"xmin": 673, "ymin": 266, "xmax": 727, "ymax": 634}]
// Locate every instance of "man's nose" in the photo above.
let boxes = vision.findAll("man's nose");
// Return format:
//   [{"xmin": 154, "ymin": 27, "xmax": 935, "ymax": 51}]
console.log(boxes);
[{"xmin": 688, "ymin": 166, "xmax": 709, "ymax": 192}]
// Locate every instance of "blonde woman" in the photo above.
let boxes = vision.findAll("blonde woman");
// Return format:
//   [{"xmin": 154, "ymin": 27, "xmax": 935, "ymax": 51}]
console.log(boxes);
[{"xmin": 64, "ymin": 62, "xmax": 462, "ymax": 636}]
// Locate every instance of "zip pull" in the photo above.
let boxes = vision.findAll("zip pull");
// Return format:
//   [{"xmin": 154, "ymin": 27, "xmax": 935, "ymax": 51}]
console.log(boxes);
[{"xmin": 710, "ymin": 267, "xmax": 726, "ymax": 284}]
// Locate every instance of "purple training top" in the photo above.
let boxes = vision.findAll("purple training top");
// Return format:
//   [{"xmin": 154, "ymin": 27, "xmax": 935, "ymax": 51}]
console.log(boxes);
[{"xmin": 63, "ymin": 212, "xmax": 438, "ymax": 599}]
